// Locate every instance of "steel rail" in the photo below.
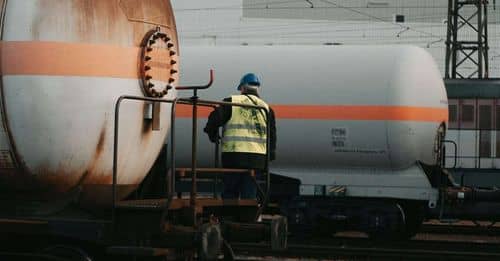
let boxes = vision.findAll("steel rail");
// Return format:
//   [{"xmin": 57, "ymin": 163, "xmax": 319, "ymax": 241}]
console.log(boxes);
[
  {"xmin": 420, "ymin": 223, "xmax": 500, "ymax": 236},
  {"xmin": 232, "ymin": 239, "xmax": 500, "ymax": 260},
  {"xmin": 0, "ymin": 252, "xmax": 71, "ymax": 261}
]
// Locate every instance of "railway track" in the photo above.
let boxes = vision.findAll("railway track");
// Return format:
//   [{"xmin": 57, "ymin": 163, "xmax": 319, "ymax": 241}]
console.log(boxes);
[
  {"xmin": 421, "ymin": 221, "xmax": 500, "ymax": 236},
  {"xmin": 232, "ymin": 237, "xmax": 500, "ymax": 260}
]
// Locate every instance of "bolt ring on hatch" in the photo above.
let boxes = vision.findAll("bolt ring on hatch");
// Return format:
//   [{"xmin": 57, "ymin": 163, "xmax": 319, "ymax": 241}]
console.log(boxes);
[{"xmin": 140, "ymin": 27, "xmax": 178, "ymax": 98}]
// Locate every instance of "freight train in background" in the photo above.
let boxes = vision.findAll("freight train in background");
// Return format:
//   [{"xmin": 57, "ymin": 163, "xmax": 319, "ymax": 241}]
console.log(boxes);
[
  {"xmin": 0, "ymin": 1, "xmax": 286, "ymax": 260},
  {"xmin": 174, "ymin": 46, "xmax": 500, "ymax": 239}
]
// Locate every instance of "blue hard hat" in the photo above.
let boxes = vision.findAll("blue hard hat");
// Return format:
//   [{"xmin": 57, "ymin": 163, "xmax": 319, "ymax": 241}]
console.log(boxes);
[{"xmin": 237, "ymin": 73, "xmax": 261, "ymax": 90}]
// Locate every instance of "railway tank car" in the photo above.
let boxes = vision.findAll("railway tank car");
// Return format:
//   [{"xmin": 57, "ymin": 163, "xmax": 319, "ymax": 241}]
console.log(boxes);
[
  {"xmin": 175, "ymin": 45, "xmax": 450, "ymax": 237},
  {"xmin": 0, "ymin": 0, "xmax": 179, "ymax": 212},
  {"xmin": 176, "ymin": 46, "xmax": 500, "ymax": 238},
  {"xmin": 177, "ymin": 45, "xmax": 447, "ymax": 201}
]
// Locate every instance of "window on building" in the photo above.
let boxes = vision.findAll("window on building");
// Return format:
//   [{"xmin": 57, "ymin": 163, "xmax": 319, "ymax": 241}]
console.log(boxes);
[
  {"xmin": 449, "ymin": 104, "xmax": 458, "ymax": 128},
  {"xmin": 479, "ymin": 105, "xmax": 492, "ymax": 129},
  {"xmin": 480, "ymin": 131, "xmax": 491, "ymax": 158},
  {"xmin": 497, "ymin": 105, "xmax": 500, "ymax": 158},
  {"xmin": 497, "ymin": 134, "xmax": 500, "ymax": 158},
  {"xmin": 479, "ymin": 105, "xmax": 492, "ymax": 158},
  {"xmin": 461, "ymin": 105, "xmax": 475, "ymax": 122},
  {"xmin": 497, "ymin": 105, "xmax": 500, "ymax": 131},
  {"xmin": 459, "ymin": 103, "xmax": 475, "ymax": 129}
]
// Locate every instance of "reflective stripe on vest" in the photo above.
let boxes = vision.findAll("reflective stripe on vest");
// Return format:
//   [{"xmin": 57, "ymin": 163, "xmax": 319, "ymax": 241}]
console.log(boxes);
[{"xmin": 222, "ymin": 95, "xmax": 269, "ymax": 154}]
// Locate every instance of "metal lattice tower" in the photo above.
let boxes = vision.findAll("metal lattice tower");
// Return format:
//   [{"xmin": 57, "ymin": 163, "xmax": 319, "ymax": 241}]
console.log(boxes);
[{"xmin": 445, "ymin": 0, "xmax": 489, "ymax": 79}]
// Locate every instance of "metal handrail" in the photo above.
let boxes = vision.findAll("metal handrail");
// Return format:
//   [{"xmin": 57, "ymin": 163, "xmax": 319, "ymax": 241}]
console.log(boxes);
[
  {"xmin": 112, "ymin": 70, "xmax": 271, "ymax": 227},
  {"xmin": 442, "ymin": 139, "xmax": 458, "ymax": 169},
  {"xmin": 175, "ymin": 70, "xmax": 214, "ymax": 90},
  {"xmin": 173, "ymin": 69, "xmax": 214, "ymax": 225},
  {"xmin": 112, "ymin": 95, "xmax": 177, "ymax": 227},
  {"xmin": 112, "ymin": 70, "xmax": 215, "ymax": 228}
]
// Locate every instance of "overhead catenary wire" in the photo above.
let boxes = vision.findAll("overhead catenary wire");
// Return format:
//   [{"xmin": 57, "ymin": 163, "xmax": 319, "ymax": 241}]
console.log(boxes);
[
  {"xmin": 181, "ymin": 24, "xmax": 446, "ymax": 38},
  {"xmin": 317, "ymin": 0, "xmax": 442, "ymax": 38},
  {"xmin": 175, "ymin": 0, "xmax": 500, "ymax": 11},
  {"xmin": 175, "ymin": 0, "xmax": 500, "ymax": 76},
  {"xmin": 176, "ymin": 0, "xmax": 500, "ymax": 35},
  {"xmin": 176, "ymin": 0, "xmax": 484, "ymax": 38}
]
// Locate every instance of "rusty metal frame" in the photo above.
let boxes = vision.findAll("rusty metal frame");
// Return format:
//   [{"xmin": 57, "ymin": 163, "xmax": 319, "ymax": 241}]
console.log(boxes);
[{"xmin": 174, "ymin": 70, "xmax": 214, "ymax": 224}]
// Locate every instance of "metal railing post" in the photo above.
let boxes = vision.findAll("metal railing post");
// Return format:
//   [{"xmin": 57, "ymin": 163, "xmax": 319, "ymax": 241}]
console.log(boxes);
[{"xmin": 113, "ymin": 95, "xmax": 177, "ymax": 228}]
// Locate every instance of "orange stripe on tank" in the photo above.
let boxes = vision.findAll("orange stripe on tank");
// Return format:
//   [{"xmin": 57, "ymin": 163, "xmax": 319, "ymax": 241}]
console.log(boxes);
[
  {"xmin": 176, "ymin": 104, "xmax": 448, "ymax": 123},
  {"xmin": 176, "ymin": 104, "xmax": 213, "ymax": 118},
  {"xmin": 0, "ymin": 41, "xmax": 172, "ymax": 81}
]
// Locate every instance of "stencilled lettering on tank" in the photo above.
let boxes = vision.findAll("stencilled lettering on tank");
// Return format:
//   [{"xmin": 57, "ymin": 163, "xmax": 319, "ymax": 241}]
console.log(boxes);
[
  {"xmin": 334, "ymin": 147, "xmax": 387, "ymax": 154},
  {"xmin": 331, "ymin": 127, "xmax": 348, "ymax": 148}
]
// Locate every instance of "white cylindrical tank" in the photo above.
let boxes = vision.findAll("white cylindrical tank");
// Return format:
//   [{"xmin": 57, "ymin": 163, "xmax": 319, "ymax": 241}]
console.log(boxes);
[
  {"xmin": 176, "ymin": 46, "xmax": 448, "ymax": 184},
  {"xmin": 0, "ymin": 0, "xmax": 179, "ymax": 208}
]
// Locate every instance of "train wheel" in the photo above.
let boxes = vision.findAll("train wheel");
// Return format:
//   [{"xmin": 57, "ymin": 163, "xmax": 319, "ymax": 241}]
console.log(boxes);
[
  {"xmin": 270, "ymin": 215, "xmax": 288, "ymax": 250},
  {"xmin": 198, "ymin": 223, "xmax": 222, "ymax": 260},
  {"xmin": 365, "ymin": 203, "xmax": 406, "ymax": 240},
  {"xmin": 399, "ymin": 202, "xmax": 425, "ymax": 239}
]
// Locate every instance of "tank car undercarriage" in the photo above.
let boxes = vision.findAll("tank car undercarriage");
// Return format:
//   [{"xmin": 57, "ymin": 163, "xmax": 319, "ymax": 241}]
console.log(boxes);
[
  {"xmin": 268, "ymin": 163, "xmax": 500, "ymax": 240},
  {"xmin": 0, "ymin": 195, "xmax": 284, "ymax": 260}
]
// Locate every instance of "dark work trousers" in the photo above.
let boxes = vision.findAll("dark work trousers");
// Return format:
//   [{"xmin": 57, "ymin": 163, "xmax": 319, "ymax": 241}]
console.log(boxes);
[
  {"xmin": 220, "ymin": 153, "xmax": 266, "ymax": 199},
  {"xmin": 223, "ymin": 171, "xmax": 261, "ymax": 199}
]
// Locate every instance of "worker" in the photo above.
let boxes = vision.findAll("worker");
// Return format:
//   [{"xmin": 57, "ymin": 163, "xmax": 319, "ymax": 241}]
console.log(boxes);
[{"xmin": 204, "ymin": 73, "xmax": 276, "ymax": 199}]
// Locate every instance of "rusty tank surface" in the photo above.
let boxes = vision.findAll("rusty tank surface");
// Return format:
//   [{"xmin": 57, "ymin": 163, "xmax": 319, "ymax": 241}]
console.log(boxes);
[{"xmin": 0, "ymin": 0, "xmax": 179, "ymax": 213}]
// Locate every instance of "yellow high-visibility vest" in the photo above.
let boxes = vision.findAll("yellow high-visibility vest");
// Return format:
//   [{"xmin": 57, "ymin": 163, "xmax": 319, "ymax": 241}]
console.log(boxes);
[{"xmin": 222, "ymin": 95, "xmax": 269, "ymax": 154}]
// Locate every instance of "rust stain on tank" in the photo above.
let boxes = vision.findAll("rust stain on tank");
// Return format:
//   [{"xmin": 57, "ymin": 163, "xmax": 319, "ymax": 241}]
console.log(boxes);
[
  {"xmin": 71, "ymin": 0, "xmax": 127, "ymax": 43},
  {"xmin": 83, "ymin": 121, "xmax": 110, "ymax": 184},
  {"xmin": 96, "ymin": 125, "xmax": 106, "ymax": 156},
  {"xmin": 83, "ymin": 172, "xmax": 112, "ymax": 185},
  {"xmin": 31, "ymin": 0, "xmax": 177, "ymax": 47},
  {"xmin": 0, "ymin": 163, "xmax": 84, "ymax": 201},
  {"xmin": 120, "ymin": 0, "xmax": 174, "ymax": 27},
  {"xmin": 122, "ymin": 0, "xmax": 179, "ymax": 46}
]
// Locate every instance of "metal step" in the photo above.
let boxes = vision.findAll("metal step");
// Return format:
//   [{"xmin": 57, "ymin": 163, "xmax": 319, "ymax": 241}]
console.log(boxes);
[
  {"xmin": 115, "ymin": 198, "xmax": 259, "ymax": 211},
  {"xmin": 115, "ymin": 199, "xmax": 168, "ymax": 211},
  {"xmin": 107, "ymin": 246, "xmax": 171, "ymax": 257}
]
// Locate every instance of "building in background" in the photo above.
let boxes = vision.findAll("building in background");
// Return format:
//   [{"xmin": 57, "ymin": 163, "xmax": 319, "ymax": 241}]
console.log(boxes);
[{"xmin": 172, "ymin": 0, "xmax": 500, "ymax": 77}]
